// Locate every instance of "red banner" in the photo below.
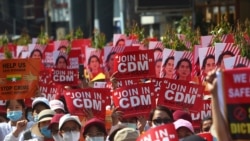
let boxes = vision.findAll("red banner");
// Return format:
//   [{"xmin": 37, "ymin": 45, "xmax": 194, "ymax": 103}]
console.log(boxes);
[
  {"xmin": 63, "ymin": 88, "xmax": 111, "ymax": 120},
  {"xmin": 218, "ymin": 68, "xmax": 250, "ymax": 140},
  {"xmin": 137, "ymin": 123, "xmax": 178, "ymax": 141},
  {"xmin": 52, "ymin": 68, "xmax": 78, "ymax": 85},
  {"xmin": 114, "ymin": 50, "xmax": 155, "ymax": 79},
  {"xmin": 39, "ymin": 83, "xmax": 59, "ymax": 101},
  {"xmin": 157, "ymin": 78, "xmax": 204, "ymax": 112},
  {"xmin": 112, "ymin": 83, "xmax": 156, "ymax": 118},
  {"xmin": 0, "ymin": 59, "xmax": 41, "ymax": 100}
]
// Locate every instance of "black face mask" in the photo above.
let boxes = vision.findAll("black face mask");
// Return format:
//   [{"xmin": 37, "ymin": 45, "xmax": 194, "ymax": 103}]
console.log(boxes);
[{"xmin": 203, "ymin": 126, "xmax": 211, "ymax": 132}]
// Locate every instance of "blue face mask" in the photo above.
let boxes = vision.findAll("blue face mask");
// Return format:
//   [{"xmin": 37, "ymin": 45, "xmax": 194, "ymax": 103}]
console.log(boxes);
[
  {"xmin": 27, "ymin": 112, "xmax": 33, "ymax": 122},
  {"xmin": 33, "ymin": 115, "xmax": 39, "ymax": 122},
  {"xmin": 40, "ymin": 126, "xmax": 52, "ymax": 138},
  {"xmin": 7, "ymin": 110, "xmax": 23, "ymax": 121}
]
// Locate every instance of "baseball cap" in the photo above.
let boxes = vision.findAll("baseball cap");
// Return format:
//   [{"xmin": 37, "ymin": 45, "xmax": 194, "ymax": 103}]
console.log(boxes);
[
  {"xmin": 49, "ymin": 99, "xmax": 65, "ymax": 112},
  {"xmin": 82, "ymin": 117, "xmax": 107, "ymax": 136},
  {"xmin": 173, "ymin": 110, "xmax": 192, "ymax": 123},
  {"xmin": 32, "ymin": 97, "xmax": 50, "ymax": 109},
  {"xmin": 174, "ymin": 119, "xmax": 194, "ymax": 133},
  {"xmin": 113, "ymin": 127, "xmax": 139, "ymax": 141},
  {"xmin": 108, "ymin": 124, "xmax": 127, "ymax": 141},
  {"xmin": 59, "ymin": 114, "xmax": 82, "ymax": 130},
  {"xmin": 48, "ymin": 113, "xmax": 65, "ymax": 129},
  {"xmin": 31, "ymin": 109, "xmax": 55, "ymax": 137}
]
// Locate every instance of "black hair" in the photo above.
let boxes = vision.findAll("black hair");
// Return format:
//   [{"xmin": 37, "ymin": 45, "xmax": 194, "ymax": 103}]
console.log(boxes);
[
  {"xmin": 88, "ymin": 55, "xmax": 100, "ymax": 65},
  {"xmin": 30, "ymin": 49, "xmax": 42, "ymax": 58},
  {"xmin": 149, "ymin": 105, "xmax": 173, "ymax": 121},
  {"xmin": 5, "ymin": 99, "xmax": 25, "ymax": 109},
  {"xmin": 155, "ymin": 58, "xmax": 162, "ymax": 64},
  {"xmin": 217, "ymin": 51, "xmax": 234, "ymax": 66},
  {"xmin": 202, "ymin": 54, "xmax": 215, "ymax": 69},
  {"xmin": 32, "ymin": 102, "xmax": 50, "ymax": 112},
  {"xmin": 55, "ymin": 55, "xmax": 68, "ymax": 66},
  {"xmin": 115, "ymin": 38, "xmax": 125, "ymax": 47},
  {"xmin": 176, "ymin": 58, "xmax": 192, "ymax": 71},
  {"xmin": 163, "ymin": 56, "xmax": 174, "ymax": 67},
  {"xmin": 153, "ymin": 48, "xmax": 163, "ymax": 53}
]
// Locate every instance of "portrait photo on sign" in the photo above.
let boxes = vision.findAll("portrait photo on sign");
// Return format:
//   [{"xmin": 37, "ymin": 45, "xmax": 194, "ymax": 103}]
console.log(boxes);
[
  {"xmin": 53, "ymin": 51, "xmax": 68, "ymax": 69},
  {"xmin": 160, "ymin": 48, "xmax": 175, "ymax": 79},
  {"xmin": 174, "ymin": 51, "xmax": 193, "ymax": 81}
]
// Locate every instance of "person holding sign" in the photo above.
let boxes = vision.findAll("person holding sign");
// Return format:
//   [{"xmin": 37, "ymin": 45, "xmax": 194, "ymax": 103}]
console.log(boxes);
[
  {"xmin": 174, "ymin": 119, "xmax": 194, "ymax": 140},
  {"xmin": 0, "ymin": 100, "xmax": 33, "ymax": 141},
  {"xmin": 176, "ymin": 58, "xmax": 192, "ymax": 81},
  {"xmin": 149, "ymin": 105, "xmax": 173, "ymax": 127}
]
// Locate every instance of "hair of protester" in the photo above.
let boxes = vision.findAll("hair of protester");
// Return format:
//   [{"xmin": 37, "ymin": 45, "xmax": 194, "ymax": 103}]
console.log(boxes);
[
  {"xmin": 217, "ymin": 51, "xmax": 235, "ymax": 65},
  {"xmin": 5, "ymin": 99, "xmax": 25, "ymax": 109},
  {"xmin": 56, "ymin": 55, "xmax": 68, "ymax": 66},
  {"xmin": 106, "ymin": 52, "xmax": 116, "ymax": 63},
  {"xmin": 30, "ymin": 49, "xmax": 42, "ymax": 58},
  {"xmin": 176, "ymin": 58, "xmax": 192, "ymax": 71},
  {"xmin": 200, "ymin": 116, "xmax": 212, "ymax": 131},
  {"xmin": 88, "ymin": 55, "xmax": 100, "ymax": 65},
  {"xmin": 202, "ymin": 54, "xmax": 215, "ymax": 69},
  {"xmin": 234, "ymin": 63, "xmax": 247, "ymax": 68},
  {"xmin": 149, "ymin": 105, "xmax": 173, "ymax": 121},
  {"xmin": 115, "ymin": 38, "xmax": 125, "ymax": 47},
  {"xmin": 163, "ymin": 56, "xmax": 174, "ymax": 67}
]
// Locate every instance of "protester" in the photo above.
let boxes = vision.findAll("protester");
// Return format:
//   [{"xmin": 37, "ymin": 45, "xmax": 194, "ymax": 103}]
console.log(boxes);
[
  {"xmin": 183, "ymin": 135, "xmax": 206, "ymax": 141},
  {"xmin": 21, "ymin": 97, "xmax": 51, "ymax": 140},
  {"xmin": 113, "ymin": 127, "xmax": 139, "ymax": 141},
  {"xmin": 174, "ymin": 119, "xmax": 194, "ymax": 139},
  {"xmin": 173, "ymin": 110, "xmax": 192, "ymax": 123},
  {"xmin": 200, "ymin": 116, "xmax": 212, "ymax": 132},
  {"xmin": 149, "ymin": 105, "xmax": 173, "ymax": 127},
  {"xmin": 0, "ymin": 112, "xmax": 8, "ymax": 123},
  {"xmin": 48, "ymin": 114, "xmax": 64, "ymax": 141},
  {"xmin": 49, "ymin": 99, "xmax": 66, "ymax": 114},
  {"xmin": 82, "ymin": 118, "xmax": 107, "ymax": 141},
  {"xmin": 0, "ymin": 99, "xmax": 33, "ymax": 141},
  {"xmin": 58, "ymin": 114, "xmax": 82, "ymax": 141},
  {"xmin": 28, "ymin": 109, "xmax": 55, "ymax": 141}
]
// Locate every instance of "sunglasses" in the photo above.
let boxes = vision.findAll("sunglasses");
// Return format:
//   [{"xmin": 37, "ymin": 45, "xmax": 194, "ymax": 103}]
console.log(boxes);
[{"xmin": 152, "ymin": 118, "xmax": 172, "ymax": 125}]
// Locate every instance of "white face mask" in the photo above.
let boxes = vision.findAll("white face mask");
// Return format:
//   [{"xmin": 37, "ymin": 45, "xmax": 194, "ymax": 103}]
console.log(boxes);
[
  {"xmin": 85, "ymin": 136, "xmax": 105, "ymax": 141},
  {"xmin": 62, "ymin": 131, "xmax": 80, "ymax": 141},
  {"xmin": 52, "ymin": 134, "xmax": 63, "ymax": 141},
  {"xmin": 122, "ymin": 123, "xmax": 137, "ymax": 130}
]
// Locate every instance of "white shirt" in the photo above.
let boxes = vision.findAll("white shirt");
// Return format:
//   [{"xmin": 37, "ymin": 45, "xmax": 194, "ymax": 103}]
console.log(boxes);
[{"xmin": 0, "ymin": 121, "xmax": 34, "ymax": 141}]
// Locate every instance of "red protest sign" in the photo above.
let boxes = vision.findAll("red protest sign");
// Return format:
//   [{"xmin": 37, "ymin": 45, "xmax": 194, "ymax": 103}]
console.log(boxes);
[
  {"xmin": 0, "ymin": 100, "xmax": 6, "ymax": 113},
  {"xmin": 52, "ymin": 68, "xmax": 78, "ymax": 85},
  {"xmin": 191, "ymin": 99, "xmax": 212, "ymax": 129},
  {"xmin": 63, "ymin": 88, "xmax": 110, "ymax": 120},
  {"xmin": 137, "ymin": 124, "xmax": 178, "ymax": 141},
  {"xmin": 115, "ymin": 78, "xmax": 142, "ymax": 88},
  {"xmin": 218, "ymin": 68, "xmax": 250, "ymax": 140},
  {"xmin": 157, "ymin": 78, "xmax": 204, "ymax": 112},
  {"xmin": 0, "ymin": 59, "xmax": 40, "ymax": 100},
  {"xmin": 39, "ymin": 83, "xmax": 58, "ymax": 101},
  {"xmin": 114, "ymin": 50, "xmax": 155, "ymax": 79},
  {"xmin": 112, "ymin": 83, "xmax": 156, "ymax": 118},
  {"xmin": 198, "ymin": 132, "xmax": 213, "ymax": 141},
  {"xmin": 39, "ymin": 69, "xmax": 52, "ymax": 85}
]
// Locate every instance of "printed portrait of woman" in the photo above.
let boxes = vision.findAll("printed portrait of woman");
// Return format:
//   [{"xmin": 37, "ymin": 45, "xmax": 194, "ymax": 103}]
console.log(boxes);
[
  {"xmin": 162, "ymin": 56, "xmax": 174, "ymax": 79},
  {"xmin": 58, "ymin": 45, "xmax": 67, "ymax": 53},
  {"xmin": 55, "ymin": 55, "xmax": 68, "ymax": 69},
  {"xmin": 217, "ymin": 51, "xmax": 234, "ymax": 70},
  {"xmin": 105, "ymin": 52, "xmax": 116, "ymax": 79},
  {"xmin": 155, "ymin": 58, "xmax": 162, "ymax": 78},
  {"xmin": 175, "ymin": 58, "xmax": 192, "ymax": 81},
  {"xmin": 202, "ymin": 54, "xmax": 215, "ymax": 75},
  {"xmin": 87, "ymin": 55, "xmax": 105, "ymax": 81},
  {"xmin": 115, "ymin": 38, "xmax": 125, "ymax": 47},
  {"xmin": 30, "ymin": 49, "xmax": 42, "ymax": 59}
]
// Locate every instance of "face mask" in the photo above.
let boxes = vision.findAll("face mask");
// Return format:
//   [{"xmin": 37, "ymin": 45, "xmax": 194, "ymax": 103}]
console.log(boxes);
[
  {"xmin": 85, "ymin": 136, "xmax": 104, "ymax": 141},
  {"xmin": 123, "ymin": 123, "xmax": 137, "ymax": 130},
  {"xmin": 27, "ymin": 112, "xmax": 33, "ymax": 122},
  {"xmin": 33, "ymin": 115, "xmax": 39, "ymax": 122},
  {"xmin": 40, "ymin": 126, "xmax": 52, "ymax": 138},
  {"xmin": 62, "ymin": 131, "xmax": 80, "ymax": 141},
  {"xmin": 7, "ymin": 110, "xmax": 23, "ymax": 121},
  {"xmin": 53, "ymin": 134, "xmax": 63, "ymax": 141}
]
